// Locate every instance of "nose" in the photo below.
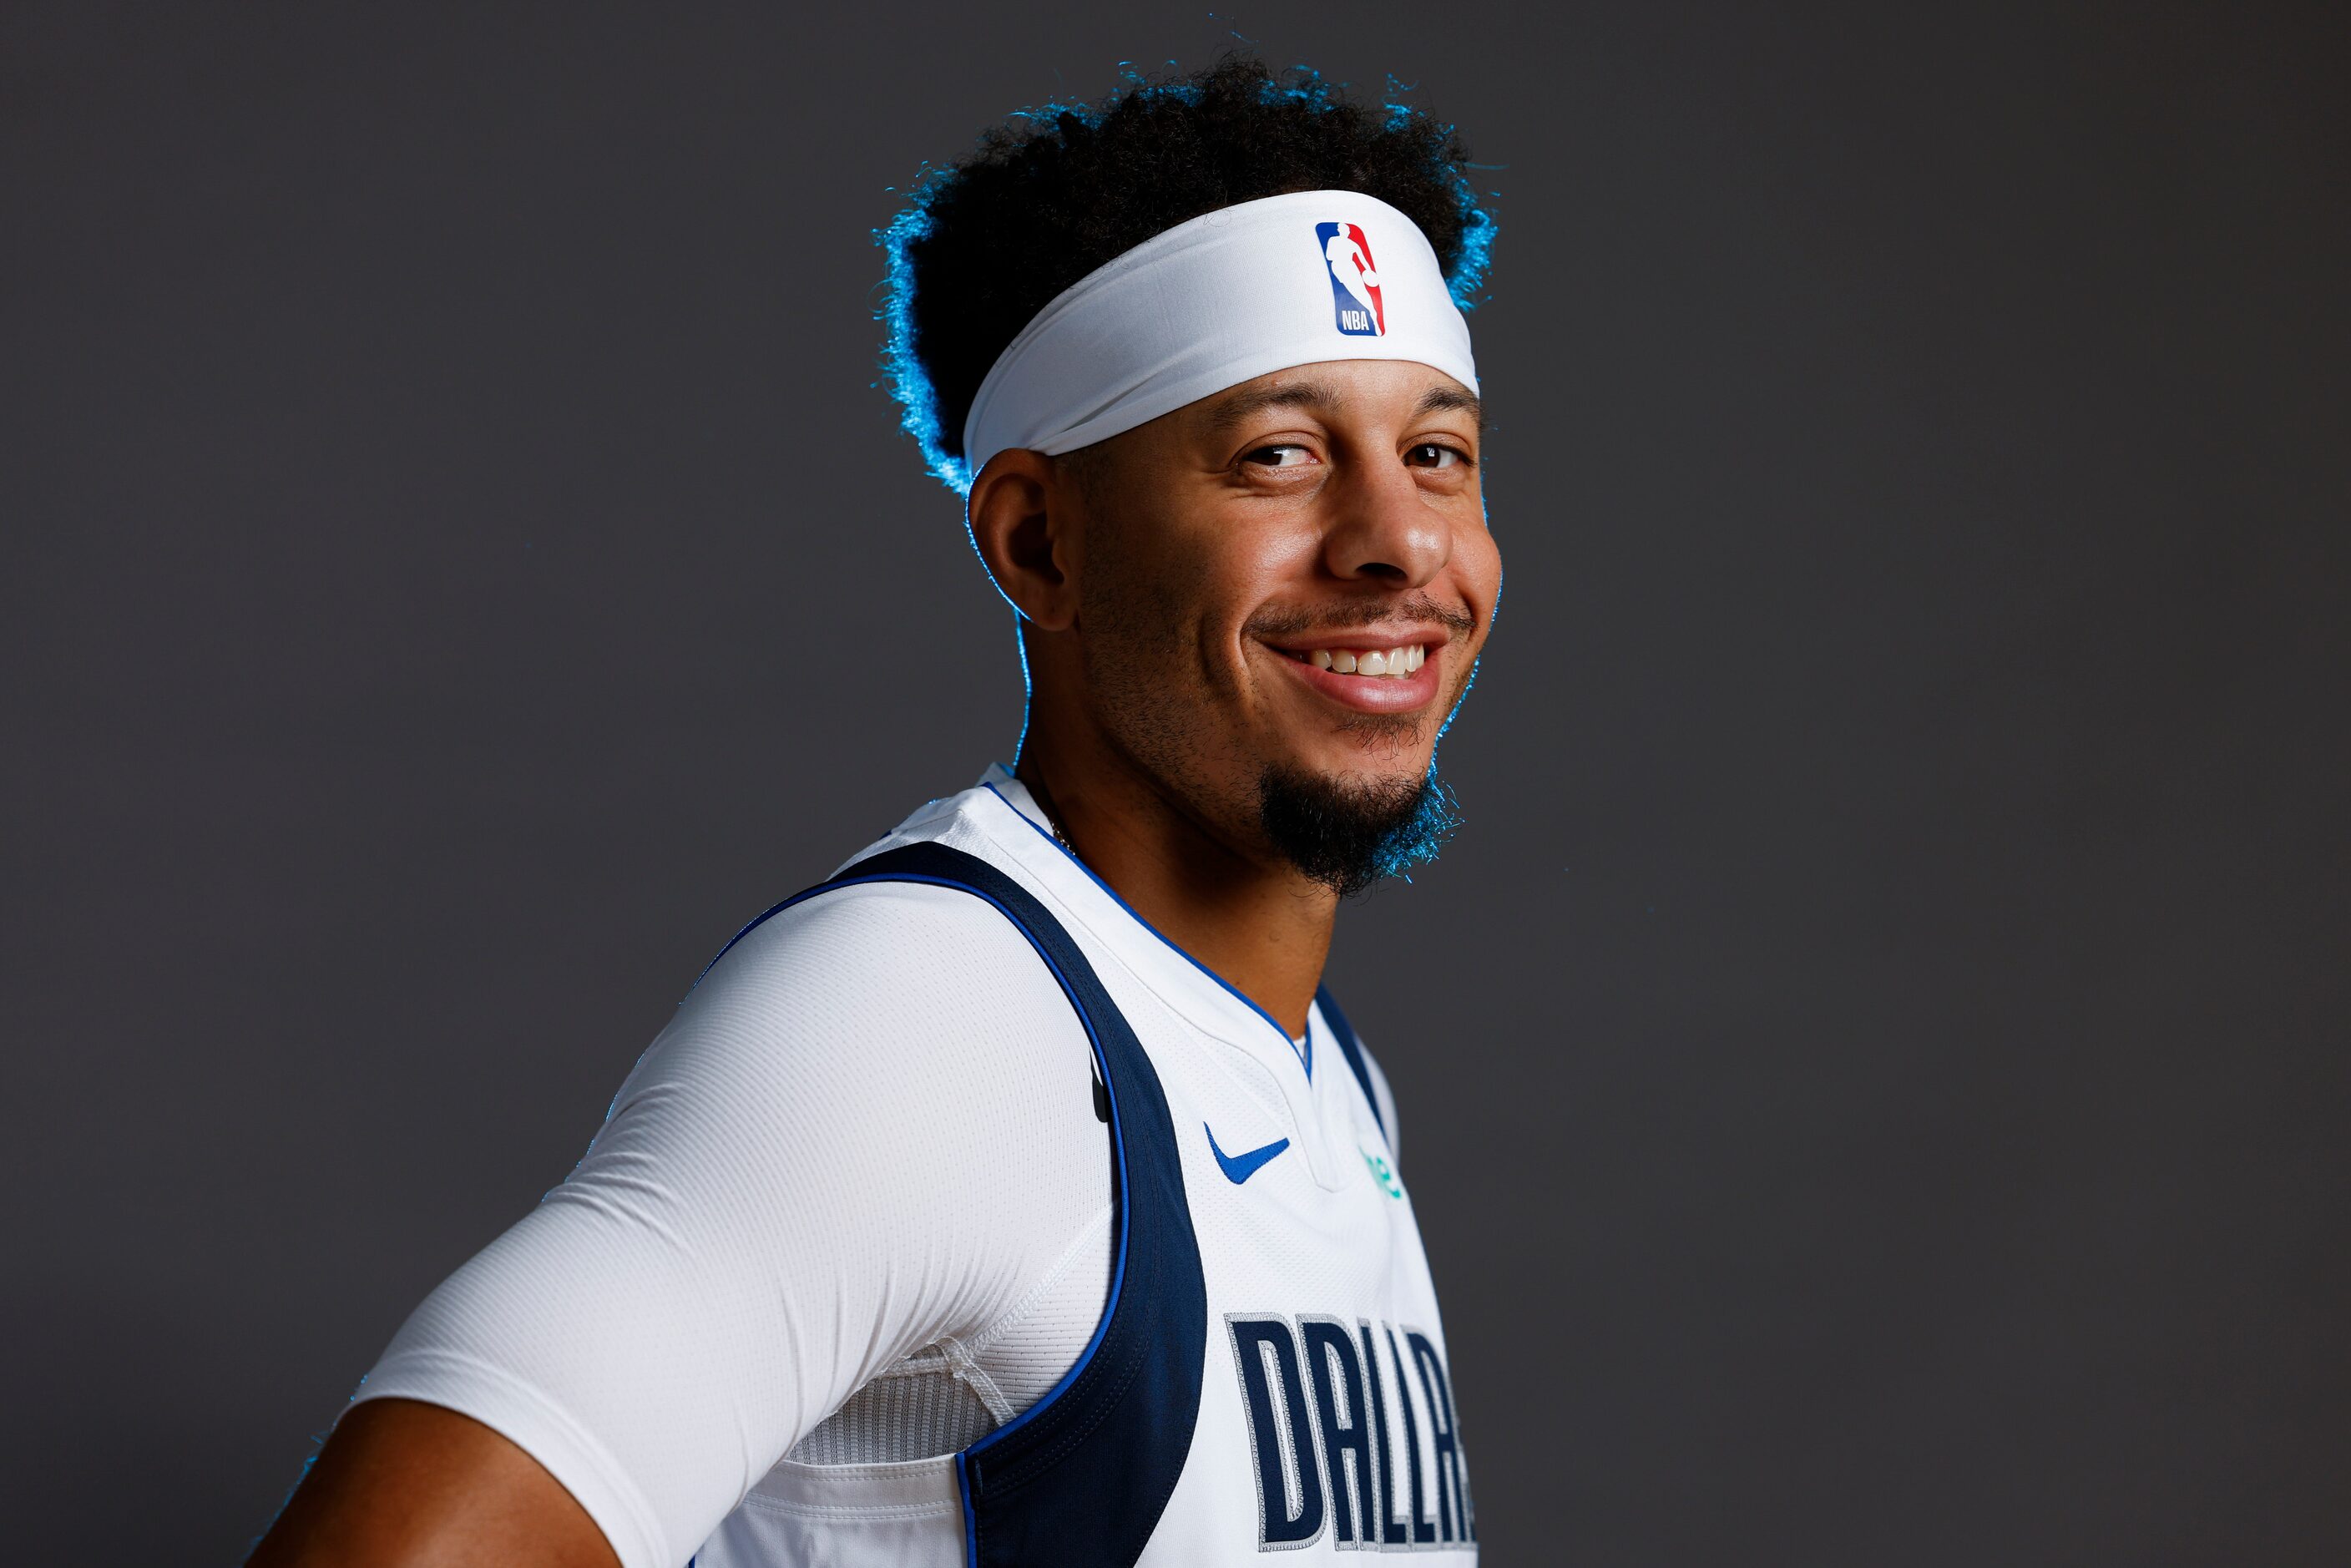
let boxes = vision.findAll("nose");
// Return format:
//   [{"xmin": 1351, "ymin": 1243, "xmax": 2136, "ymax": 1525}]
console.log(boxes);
[{"xmin": 1321, "ymin": 451, "xmax": 1453, "ymax": 589}]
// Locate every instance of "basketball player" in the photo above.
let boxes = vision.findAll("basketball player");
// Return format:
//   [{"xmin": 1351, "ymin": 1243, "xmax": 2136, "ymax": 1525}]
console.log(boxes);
[{"xmin": 252, "ymin": 54, "xmax": 1501, "ymax": 1567}]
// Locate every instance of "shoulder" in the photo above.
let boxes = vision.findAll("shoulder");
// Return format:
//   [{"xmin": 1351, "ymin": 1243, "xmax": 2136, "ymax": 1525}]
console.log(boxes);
[
  {"xmin": 639, "ymin": 878, "xmax": 1083, "ymax": 1105},
  {"xmin": 584, "ymin": 874, "xmax": 1105, "ymax": 1282},
  {"xmin": 694, "ymin": 875, "xmax": 1067, "ymax": 1028},
  {"xmin": 361, "ymin": 873, "xmax": 1110, "ymax": 1565},
  {"xmin": 697, "ymin": 876, "xmax": 1050, "ymax": 1009}
]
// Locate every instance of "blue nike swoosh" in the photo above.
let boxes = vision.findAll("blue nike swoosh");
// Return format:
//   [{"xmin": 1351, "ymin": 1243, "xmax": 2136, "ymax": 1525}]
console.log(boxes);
[{"xmin": 1206, "ymin": 1122, "xmax": 1292, "ymax": 1185}]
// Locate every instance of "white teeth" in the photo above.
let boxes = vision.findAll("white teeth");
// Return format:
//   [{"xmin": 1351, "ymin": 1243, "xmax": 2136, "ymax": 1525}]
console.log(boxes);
[{"xmin": 1298, "ymin": 643, "xmax": 1427, "ymax": 678}]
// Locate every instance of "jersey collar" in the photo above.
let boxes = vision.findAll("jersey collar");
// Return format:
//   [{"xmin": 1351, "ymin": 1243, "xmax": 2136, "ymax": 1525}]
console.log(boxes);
[{"xmin": 970, "ymin": 764, "xmax": 1313, "ymax": 1081}]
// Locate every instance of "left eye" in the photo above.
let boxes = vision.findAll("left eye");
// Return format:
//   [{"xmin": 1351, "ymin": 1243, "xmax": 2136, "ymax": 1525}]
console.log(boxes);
[{"xmin": 1407, "ymin": 443, "xmax": 1464, "ymax": 468}]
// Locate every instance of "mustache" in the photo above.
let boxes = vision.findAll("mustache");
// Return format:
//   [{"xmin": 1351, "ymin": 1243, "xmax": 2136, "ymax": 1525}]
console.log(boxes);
[{"xmin": 1242, "ymin": 592, "xmax": 1479, "ymax": 641}]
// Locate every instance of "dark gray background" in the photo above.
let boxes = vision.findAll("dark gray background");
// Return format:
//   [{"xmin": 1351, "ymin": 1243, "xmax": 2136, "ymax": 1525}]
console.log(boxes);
[{"xmin": 3, "ymin": 3, "xmax": 2344, "ymax": 1562}]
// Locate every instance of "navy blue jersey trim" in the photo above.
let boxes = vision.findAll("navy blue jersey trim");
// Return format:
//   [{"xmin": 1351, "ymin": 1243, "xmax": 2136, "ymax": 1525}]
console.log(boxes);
[
  {"xmin": 983, "ymin": 780, "xmax": 1312, "ymax": 1080},
  {"xmin": 715, "ymin": 842, "xmax": 1206, "ymax": 1568},
  {"xmin": 1315, "ymin": 984, "xmax": 1388, "ymax": 1144}
]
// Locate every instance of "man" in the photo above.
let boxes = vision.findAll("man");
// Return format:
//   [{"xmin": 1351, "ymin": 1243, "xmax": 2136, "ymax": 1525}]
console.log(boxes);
[{"xmin": 254, "ymin": 54, "xmax": 1500, "ymax": 1568}]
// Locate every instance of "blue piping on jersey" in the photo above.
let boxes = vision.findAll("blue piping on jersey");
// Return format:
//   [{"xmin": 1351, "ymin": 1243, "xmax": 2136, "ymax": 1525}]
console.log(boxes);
[
  {"xmin": 983, "ymin": 778, "xmax": 1313, "ymax": 1080},
  {"xmin": 954, "ymin": 1450, "xmax": 977, "ymax": 1568},
  {"xmin": 688, "ymin": 870, "xmax": 1138, "ymax": 1490}
]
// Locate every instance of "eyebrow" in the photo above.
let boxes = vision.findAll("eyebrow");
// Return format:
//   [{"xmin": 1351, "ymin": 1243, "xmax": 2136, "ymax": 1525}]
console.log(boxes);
[
  {"xmin": 1199, "ymin": 379, "xmax": 1486, "ymax": 438},
  {"xmin": 1201, "ymin": 382, "xmax": 1338, "ymax": 438},
  {"xmin": 1414, "ymin": 384, "xmax": 1486, "ymax": 432}
]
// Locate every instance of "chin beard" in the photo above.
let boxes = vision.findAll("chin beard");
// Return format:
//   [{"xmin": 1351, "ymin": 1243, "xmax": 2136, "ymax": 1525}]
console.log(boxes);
[{"xmin": 1257, "ymin": 763, "xmax": 1462, "ymax": 898}]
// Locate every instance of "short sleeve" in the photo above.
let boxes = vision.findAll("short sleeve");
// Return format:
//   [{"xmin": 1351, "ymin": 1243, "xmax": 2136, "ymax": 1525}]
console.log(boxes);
[{"xmin": 351, "ymin": 880, "xmax": 1111, "ymax": 1568}]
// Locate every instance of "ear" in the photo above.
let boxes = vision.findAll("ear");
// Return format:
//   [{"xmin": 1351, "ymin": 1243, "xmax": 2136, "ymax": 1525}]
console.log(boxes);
[{"xmin": 966, "ymin": 448, "xmax": 1084, "ymax": 632}]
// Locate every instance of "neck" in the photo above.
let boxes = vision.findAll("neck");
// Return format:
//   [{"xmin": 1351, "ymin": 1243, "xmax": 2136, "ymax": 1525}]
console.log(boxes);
[{"xmin": 1014, "ymin": 737, "xmax": 1336, "ymax": 1040}]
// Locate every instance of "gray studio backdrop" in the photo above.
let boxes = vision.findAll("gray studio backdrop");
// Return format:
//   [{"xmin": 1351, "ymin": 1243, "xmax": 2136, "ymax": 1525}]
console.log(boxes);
[{"xmin": 3, "ymin": 3, "xmax": 2345, "ymax": 1563}]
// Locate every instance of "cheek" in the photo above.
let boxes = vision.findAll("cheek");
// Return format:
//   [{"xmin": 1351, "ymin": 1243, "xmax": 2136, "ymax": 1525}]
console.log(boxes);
[
  {"xmin": 1080, "ymin": 532, "xmax": 1254, "ymax": 707},
  {"xmin": 1455, "ymin": 517, "xmax": 1504, "ymax": 625},
  {"xmin": 1082, "ymin": 554, "xmax": 1181, "ymax": 650},
  {"xmin": 1079, "ymin": 504, "xmax": 1190, "ymax": 650},
  {"xmin": 1155, "ymin": 529, "xmax": 1312, "ymax": 664},
  {"xmin": 1202, "ymin": 534, "xmax": 1322, "ymax": 686}
]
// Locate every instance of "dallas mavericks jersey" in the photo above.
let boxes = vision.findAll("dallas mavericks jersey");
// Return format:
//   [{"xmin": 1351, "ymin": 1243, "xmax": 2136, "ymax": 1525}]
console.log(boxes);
[{"xmin": 690, "ymin": 778, "xmax": 1476, "ymax": 1565}]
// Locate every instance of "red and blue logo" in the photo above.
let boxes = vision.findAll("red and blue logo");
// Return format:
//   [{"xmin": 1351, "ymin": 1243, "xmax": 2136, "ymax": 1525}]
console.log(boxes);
[{"xmin": 1316, "ymin": 221, "xmax": 1386, "ymax": 336}]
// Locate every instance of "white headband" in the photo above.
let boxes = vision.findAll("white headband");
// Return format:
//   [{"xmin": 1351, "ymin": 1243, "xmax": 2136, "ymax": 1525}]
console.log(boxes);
[{"xmin": 958, "ymin": 189, "xmax": 1478, "ymax": 485}]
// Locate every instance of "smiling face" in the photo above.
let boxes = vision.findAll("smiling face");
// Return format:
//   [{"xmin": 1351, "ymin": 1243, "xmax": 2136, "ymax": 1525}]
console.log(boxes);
[{"xmin": 1042, "ymin": 357, "xmax": 1501, "ymax": 887}]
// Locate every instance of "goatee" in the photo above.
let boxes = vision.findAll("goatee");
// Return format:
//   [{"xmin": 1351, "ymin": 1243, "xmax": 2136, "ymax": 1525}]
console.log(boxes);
[{"xmin": 1257, "ymin": 764, "xmax": 1461, "ymax": 898}]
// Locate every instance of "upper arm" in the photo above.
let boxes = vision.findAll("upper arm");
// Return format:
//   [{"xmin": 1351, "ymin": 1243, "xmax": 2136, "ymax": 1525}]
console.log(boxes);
[
  {"xmin": 248, "ymin": 1399, "xmax": 615, "ymax": 1568},
  {"xmin": 278, "ymin": 883, "xmax": 1108, "ymax": 1568}
]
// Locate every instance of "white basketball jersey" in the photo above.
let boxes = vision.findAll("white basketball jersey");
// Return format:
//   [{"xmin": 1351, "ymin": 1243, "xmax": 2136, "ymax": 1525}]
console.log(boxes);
[{"xmin": 690, "ymin": 779, "xmax": 1476, "ymax": 1566}]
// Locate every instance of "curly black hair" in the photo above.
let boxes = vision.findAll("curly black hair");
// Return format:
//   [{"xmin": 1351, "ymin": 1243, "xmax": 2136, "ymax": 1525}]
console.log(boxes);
[{"xmin": 879, "ymin": 53, "xmax": 1497, "ymax": 491}]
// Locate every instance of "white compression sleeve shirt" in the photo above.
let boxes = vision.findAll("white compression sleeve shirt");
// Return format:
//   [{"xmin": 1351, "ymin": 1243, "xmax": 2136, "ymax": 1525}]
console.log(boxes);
[{"xmin": 352, "ymin": 880, "xmax": 1115, "ymax": 1568}]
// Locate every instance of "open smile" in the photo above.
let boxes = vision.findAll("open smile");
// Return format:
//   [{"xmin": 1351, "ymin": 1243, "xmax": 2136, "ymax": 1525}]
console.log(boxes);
[{"xmin": 1261, "ymin": 636, "xmax": 1445, "ymax": 714}]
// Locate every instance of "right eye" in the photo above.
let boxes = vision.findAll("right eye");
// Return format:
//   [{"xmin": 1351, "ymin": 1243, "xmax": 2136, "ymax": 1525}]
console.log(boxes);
[{"xmin": 1243, "ymin": 444, "xmax": 1316, "ymax": 469}]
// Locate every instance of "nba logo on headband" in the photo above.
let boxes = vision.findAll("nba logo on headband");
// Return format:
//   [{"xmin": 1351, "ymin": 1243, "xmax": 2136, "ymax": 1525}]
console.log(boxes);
[
  {"xmin": 958, "ymin": 194, "xmax": 1472, "ymax": 486},
  {"xmin": 1315, "ymin": 220, "xmax": 1385, "ymax": 336}
]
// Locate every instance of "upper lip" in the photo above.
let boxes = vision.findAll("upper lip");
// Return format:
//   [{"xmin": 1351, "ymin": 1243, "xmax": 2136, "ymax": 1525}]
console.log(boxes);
[{"xmin": 1255, "ymin": 625, "xmax": 1455, "ymax": 656}]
